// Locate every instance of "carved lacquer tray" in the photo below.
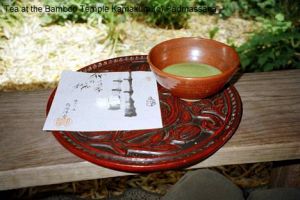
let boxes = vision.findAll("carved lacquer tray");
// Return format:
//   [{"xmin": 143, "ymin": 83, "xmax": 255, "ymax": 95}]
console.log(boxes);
[{"xmin": 46, "ymin": 55, "xmax": 242, "ymax": 172}]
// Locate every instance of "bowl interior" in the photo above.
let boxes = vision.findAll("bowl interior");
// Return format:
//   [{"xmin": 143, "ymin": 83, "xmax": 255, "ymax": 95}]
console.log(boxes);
[{"xmin": 148, "ymin": 38, "xmax": 239, "ymax": 74}]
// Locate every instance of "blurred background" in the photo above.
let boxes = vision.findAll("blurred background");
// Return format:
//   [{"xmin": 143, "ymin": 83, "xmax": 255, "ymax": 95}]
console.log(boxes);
[{"xmin": 0, "ymin": 0, "xmax": 299, "ymax": 91}]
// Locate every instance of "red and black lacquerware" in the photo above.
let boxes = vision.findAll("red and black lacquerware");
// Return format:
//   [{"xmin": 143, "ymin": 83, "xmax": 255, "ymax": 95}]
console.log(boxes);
[{"xmin": 46, "ymin": 55, "xmax": 242, "ymax": 172}]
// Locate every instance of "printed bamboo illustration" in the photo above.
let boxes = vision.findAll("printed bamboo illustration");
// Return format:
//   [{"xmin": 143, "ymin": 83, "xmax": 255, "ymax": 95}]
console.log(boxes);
[
  {"xmin": 123, "ymin": 71, "xmax": 137, "ymax": 117},
  {"xmin": 108, "ymin": 79, "xmax": 122, "ymax": 110}
]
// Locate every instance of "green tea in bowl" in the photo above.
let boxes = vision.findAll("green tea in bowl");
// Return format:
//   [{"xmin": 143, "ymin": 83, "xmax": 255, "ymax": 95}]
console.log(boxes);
[
  {"xmin": 162, "ymin": 63, "xmax": 222, "ymax": 78},
  {"xmin": 147, "ymin": 37, "xmax": 240, "ymax": 99}
]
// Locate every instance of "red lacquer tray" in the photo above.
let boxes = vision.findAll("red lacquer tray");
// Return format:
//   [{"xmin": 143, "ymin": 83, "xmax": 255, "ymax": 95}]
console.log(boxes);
[{"xmin": 46, "ymin": 55, "xmax": 242, "ymax": 172}]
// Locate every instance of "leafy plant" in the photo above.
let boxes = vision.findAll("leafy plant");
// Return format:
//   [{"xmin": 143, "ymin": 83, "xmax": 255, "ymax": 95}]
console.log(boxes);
[
  {"xmin": 208, "ymin": 27, "xmax": 219, "ymax": 39},
  {"xmin": 218, "ymin": 0, "xmax": 240, "ymax": 18},
  {"xmin": 256, "ymin": 13, "xmax": 292, "ymax": 34},
  {"xmin": 194, "ymin": 0, "xmax": 278, "ymax": 19},
  {"xmin": 237, "ymin": 0, "xmax": 277, "ymax": 19},
  {"xmin": 237, "ymin": 14, "xmax": 300, "ymax": 72},
  {"xmin": 129, "ymin": 0, "xmax": 192, "ymax": 29}
]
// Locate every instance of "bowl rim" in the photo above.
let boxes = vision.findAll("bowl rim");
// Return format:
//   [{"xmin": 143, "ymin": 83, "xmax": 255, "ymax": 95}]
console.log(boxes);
[{"xmin": 147, "ymin": 37, "xmax": 240, "ymax": 80}]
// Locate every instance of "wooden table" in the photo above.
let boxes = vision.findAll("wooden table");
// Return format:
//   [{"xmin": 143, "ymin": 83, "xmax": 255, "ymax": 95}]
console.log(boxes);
[{"xmin": 0, "ymin": 70, "xmax": 300, "ymax": 190}]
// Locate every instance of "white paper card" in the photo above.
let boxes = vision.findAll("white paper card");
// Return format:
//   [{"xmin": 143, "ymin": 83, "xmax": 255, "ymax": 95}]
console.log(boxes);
[{"xmin": 43, "ymin": 71, "xmax": 162, "ymax": 131}]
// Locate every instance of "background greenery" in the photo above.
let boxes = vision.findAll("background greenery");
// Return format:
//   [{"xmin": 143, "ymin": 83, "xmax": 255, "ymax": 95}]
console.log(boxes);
[
  {"xmin": 0, "ymin": 0, "xmax": 25, "ymax": 36},
  {"xmin": 1, "ymin": 0, "xmax": 299, "ymax": 72}
]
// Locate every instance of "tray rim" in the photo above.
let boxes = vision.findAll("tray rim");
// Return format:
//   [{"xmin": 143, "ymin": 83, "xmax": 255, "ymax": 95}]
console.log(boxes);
[{"xmin": 46, "ymin": 55, "xmax": 243, "ymax": 172}]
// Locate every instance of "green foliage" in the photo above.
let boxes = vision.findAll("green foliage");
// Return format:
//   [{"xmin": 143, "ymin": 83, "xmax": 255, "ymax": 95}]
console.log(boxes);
[
  {"xmin": 40, "ymin": 0, "xmax": 123, "ymax": 25},
  {"xmin": 236, "ymin": 0, "xmax": 277, "ymax": 19},
  {"xmin": 0, "ymin": 0, "xmax": 26, "ymax": 38},
  {"xmin": 41, "ymin": 0, "xmax": 127, "ymax": 54},
  {"xmin": 216, "ymin": 0, "xmax": 240, "ymax": 18},
  {"xmin": 237, "ymin": 15, "xmax": 300, "ymax": 72},
  {"xmin": 194, "ymin": 0, "xmax": 278, "ymax": 19},
  {"xmin": 276, "ymin": 0, "xmax": 300, "ymax": 27},
  {"xmin": 226, "ymin": 38, "xmax": 237, "ymax": 49},
  {"xmin": 194, "ymin": 0, "xmax": 216, "ymax": 8},
  {"xmin": 256, "ymin": 13, "xmax": 292, "ymax": 34},
  {"xmin": 194, "ymin": 0, "xmax": 300, "ymax": 72},
  {"xmin": 129, "ymin": 0, "xmax": 191, "ymax": 29},
  {"xmin": 208, "ymin": 27, "xmax": 219, "ymax": 39}
]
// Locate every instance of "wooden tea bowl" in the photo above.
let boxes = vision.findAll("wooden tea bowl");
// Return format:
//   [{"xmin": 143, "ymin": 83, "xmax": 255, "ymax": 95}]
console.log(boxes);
[{"xmin": 148, "ymin": 37, "xmax": 240, "ymax": 100}]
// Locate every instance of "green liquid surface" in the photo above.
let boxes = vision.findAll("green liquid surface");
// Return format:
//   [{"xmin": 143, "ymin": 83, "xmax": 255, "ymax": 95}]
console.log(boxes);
[{"xmin": 162, "ymin": 63, "xmax": 222, "ymax": 78}]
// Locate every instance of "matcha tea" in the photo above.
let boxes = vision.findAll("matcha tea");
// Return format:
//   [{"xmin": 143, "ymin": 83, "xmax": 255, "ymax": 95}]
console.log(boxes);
[{"xmin": 163, "ymin": 63, "xmax": 222, "ymax": 78}]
